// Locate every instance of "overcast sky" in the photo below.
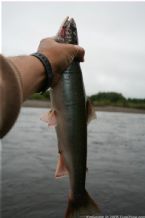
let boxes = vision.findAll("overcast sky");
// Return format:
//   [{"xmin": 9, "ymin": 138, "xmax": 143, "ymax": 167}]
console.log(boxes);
[{"xmin": 2, "ymin": 2, "xmax": 145, "ymax": 98}]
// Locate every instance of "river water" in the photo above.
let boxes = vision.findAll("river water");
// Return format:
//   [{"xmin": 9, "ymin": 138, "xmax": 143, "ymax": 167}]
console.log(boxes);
[{"xmin": 1, "ymin": 107, "xmax": 145, "ymax": 217}]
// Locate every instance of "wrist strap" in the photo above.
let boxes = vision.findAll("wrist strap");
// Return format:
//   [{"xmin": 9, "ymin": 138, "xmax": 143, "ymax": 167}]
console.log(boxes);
[{"xmin": 31, "ymin": 52, "xmax": 53, "ymax": 93}]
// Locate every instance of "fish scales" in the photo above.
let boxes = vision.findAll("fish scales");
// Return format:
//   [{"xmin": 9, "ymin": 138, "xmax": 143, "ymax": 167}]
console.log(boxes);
[{"xmin": 51, "ymin": 61, "xmax": 87, "ymax": 195}]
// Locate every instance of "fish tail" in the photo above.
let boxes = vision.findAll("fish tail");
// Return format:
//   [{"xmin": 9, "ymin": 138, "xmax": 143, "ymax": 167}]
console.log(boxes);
[{"xmin": 65, "ymin": 190, "xmax": 101, "ymax": 218}]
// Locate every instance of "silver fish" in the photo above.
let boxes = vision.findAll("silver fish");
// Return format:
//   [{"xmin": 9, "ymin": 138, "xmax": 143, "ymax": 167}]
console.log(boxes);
[{"xmin": 41, "ymin": 17, "xmax": 100, "ymax": 218}]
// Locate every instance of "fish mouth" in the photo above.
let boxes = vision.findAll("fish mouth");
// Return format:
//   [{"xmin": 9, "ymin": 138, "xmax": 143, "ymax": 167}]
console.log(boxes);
[{"xmin": 56, "ymin": 16, "xmax": 78, "ymax": 45}]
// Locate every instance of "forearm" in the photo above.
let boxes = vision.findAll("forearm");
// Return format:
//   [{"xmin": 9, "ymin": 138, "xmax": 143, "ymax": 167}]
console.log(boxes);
[
  {"xmin": 0, "ymin": 37, "xmax": 84, "ymax": 138},
  {"xmin": 0, "ymin": 55, "xmax": 23, "ymax": 138},
  {"xmin": 8, "ymin": 55, "xmax": 46, "ymax": 101}
]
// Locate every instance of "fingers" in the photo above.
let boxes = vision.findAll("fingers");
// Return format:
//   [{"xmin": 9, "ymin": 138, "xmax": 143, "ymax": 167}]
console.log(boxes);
[
  {"xmin": 50, "ymin": 36, "xmax": 59, "ymax": 42},
  {"xmin": 44, "ymin": 37, "xmax": 85, "ymax": 60},
  {"xmin": 40, "ymin": 37, "xmax": 85, "ymax": 62},
  {"xmin": 38, "ymin": 36, "xmax": 85, "ymax": 68},
  {"xmin": 65, "ymin": 44, "xmax": 85, "ymax": 63}
]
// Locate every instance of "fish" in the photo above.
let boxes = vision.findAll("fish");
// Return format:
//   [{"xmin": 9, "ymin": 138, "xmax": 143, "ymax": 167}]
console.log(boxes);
[{"xmin": 41, "ymin": 17, "xmax": 100, "ymax": 218}]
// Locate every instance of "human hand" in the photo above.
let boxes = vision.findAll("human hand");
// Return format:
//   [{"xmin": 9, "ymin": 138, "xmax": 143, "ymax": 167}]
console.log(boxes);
[{"xmin": 37, "ymin": 37, "xmax": 85, "ymax": 86}]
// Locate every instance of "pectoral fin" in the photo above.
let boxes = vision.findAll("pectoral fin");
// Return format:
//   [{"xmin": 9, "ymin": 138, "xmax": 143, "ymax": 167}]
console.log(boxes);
[
  {"xmin": 40, "ymin": 111, "xmax": 50, "ymax": 123},
  {"xmin": 86, "ymin": 99, "xmax": 97, "ymax": 124},
  {"xmin": 40, "ymin": 110, "xmax": 57, "ymax": 127}
]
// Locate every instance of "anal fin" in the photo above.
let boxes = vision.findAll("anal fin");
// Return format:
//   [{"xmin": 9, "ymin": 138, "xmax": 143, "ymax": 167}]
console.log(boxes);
[{"xmin": 55, "ymin": 153, "xmax": 68, "ymax": 178}]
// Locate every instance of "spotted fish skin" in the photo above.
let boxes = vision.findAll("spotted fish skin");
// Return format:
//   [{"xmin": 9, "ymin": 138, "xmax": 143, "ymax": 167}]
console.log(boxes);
[{"xmin": 50, "ymin": 17, "xmax": 100, "ymax": 217}]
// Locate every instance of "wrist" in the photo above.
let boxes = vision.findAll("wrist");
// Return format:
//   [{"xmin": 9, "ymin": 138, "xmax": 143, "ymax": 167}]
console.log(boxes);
[
  {"xmin": 7, "ymin": 55, "xmax": 46, "ymax": 99},
  {"xmin": 31, "ymin": 52, "xmax": 53, "ymax": 93}
]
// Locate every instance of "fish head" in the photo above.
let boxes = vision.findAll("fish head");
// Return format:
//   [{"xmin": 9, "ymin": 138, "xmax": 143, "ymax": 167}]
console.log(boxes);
[{"xmin": 56, "ymin": 16, "xmax": 78, "ymax": 45}]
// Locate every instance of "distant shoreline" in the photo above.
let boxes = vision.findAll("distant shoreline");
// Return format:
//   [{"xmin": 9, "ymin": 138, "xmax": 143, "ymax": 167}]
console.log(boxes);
[{"xmin": 23, "ymin": 100, "xmax": 145, "ymax": 114}]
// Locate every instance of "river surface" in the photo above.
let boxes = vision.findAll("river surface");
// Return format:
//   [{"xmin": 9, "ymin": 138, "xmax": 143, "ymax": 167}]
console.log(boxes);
[{"xmin": 1, "ymin": 107, "xmax": 145, "ymax": 217}]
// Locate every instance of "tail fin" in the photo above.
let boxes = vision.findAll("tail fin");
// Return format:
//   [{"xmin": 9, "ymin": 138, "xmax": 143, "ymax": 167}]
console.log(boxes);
[{"xmin": 65, "ymin": 190, "xmax": 101, "ymax": 218}]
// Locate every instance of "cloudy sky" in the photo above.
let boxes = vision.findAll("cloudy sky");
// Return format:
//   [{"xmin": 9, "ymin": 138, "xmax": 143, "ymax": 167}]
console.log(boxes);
[{"xmin": 2, "ymin": 1, "xmax": 145, "ymax": 98}]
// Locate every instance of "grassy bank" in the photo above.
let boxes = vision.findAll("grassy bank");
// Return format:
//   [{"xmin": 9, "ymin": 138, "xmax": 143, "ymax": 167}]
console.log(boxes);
[{"xmin": 23, "ymin": 100, "xmax": 145, "ymax": 114}]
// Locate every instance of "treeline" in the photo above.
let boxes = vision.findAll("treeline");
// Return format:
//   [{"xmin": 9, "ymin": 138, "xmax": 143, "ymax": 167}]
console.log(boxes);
[
  {"xmin": 89, "ymin": 92, "xmax": 145, "ymax": 109},
  {"xmin": 29, "ymin": 91, "xmax": 145, "ymax": 110}
]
